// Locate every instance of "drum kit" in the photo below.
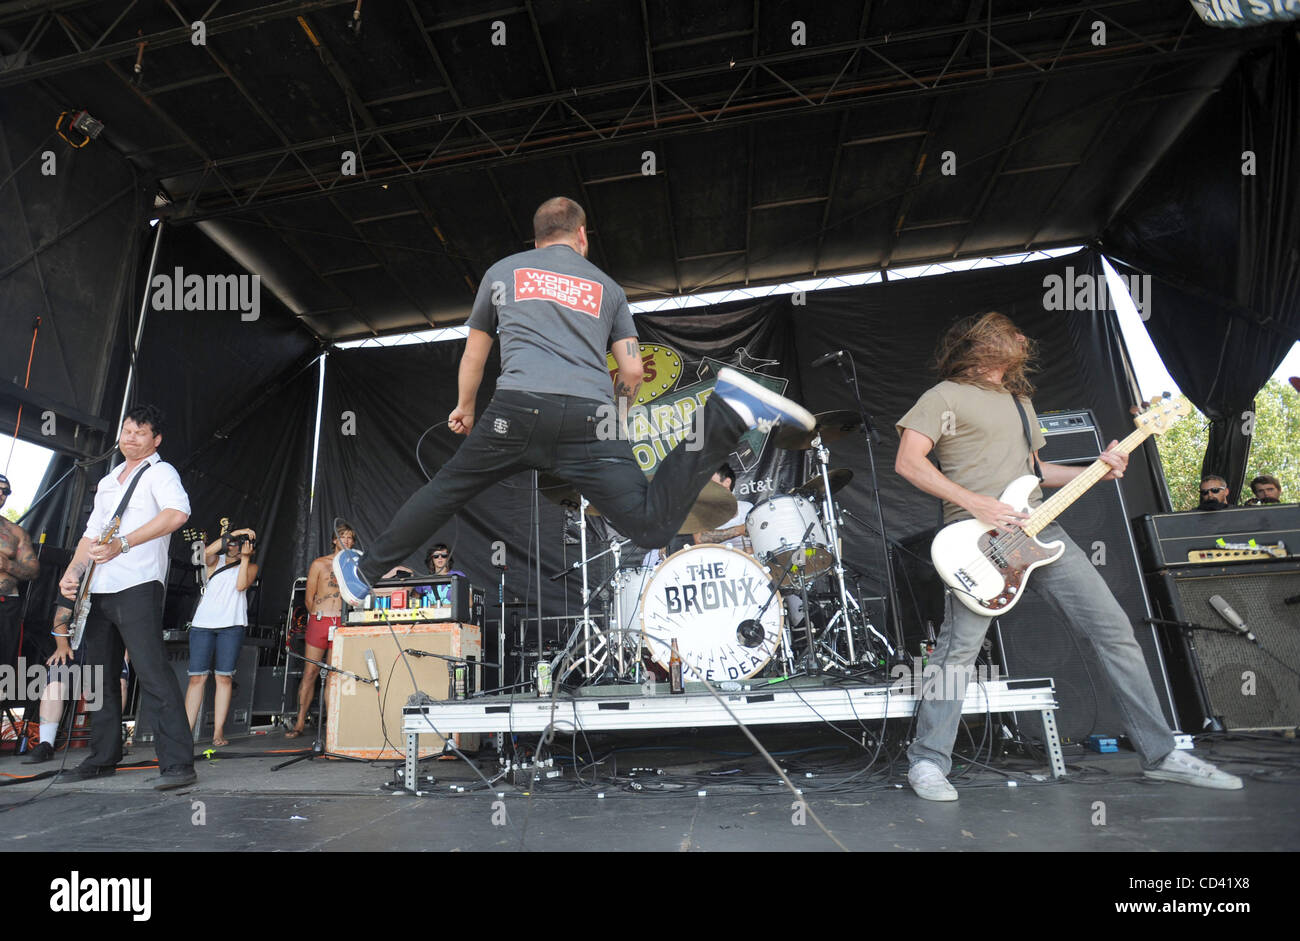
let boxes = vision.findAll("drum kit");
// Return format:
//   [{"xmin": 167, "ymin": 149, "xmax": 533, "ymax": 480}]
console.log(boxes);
[{"xmin": 543, "ymin": 409, "xmax": 895, "ymax": 688}]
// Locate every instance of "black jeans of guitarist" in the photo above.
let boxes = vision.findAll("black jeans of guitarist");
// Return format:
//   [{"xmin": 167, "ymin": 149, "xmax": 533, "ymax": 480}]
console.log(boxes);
[
  {"xmin": 359, "ymin": 391, "xmax": 749, "ymax": 585},
  {"xmin": 80, "ymin": 581, "xmax": 194, "ymax": 773}
]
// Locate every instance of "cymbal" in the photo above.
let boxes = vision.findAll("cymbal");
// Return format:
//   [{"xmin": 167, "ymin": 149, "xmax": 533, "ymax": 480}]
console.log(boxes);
[
  {"xmin": 772, "ymin": 410, "xmax": 863, "ymax": 450},
  {"xmin": 675, "ymin": 479, "xmax": 739, "ymax": 534},
  {"xmin": 538, "ymin": 474, "xmax": 602, "ymax": 515},
  {"xmin": 791, "ymin": 468, "xmax": 854, "ymax": 499}
]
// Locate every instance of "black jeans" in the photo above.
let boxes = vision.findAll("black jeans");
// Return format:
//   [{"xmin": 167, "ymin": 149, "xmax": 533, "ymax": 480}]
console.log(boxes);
[
  {"xmin": 82, "ymin": 581, "xmax": 194, "ymax": 772},
  {"xmin": 360, "ymin": 391, "xmax": 749, "ymax": 583}
]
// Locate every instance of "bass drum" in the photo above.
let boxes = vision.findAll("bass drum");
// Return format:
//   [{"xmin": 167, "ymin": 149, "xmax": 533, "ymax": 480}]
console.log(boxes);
[{"xmin": 640, "ymin": 545, "xmax": 783, "ymax": 681}]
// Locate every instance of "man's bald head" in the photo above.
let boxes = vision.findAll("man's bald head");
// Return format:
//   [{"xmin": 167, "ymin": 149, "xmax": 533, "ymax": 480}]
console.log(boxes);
[{"xmin": 533, "ymin": 197, "xmax": 587, "ymax": 248}]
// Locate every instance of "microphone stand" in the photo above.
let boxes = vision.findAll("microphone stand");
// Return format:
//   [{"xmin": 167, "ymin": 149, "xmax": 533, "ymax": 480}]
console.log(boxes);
[
  {"xmin": 833, "ymin": 353, "xmax": 906, "ymax": 654},
  {"xmin": 273, "ymin": 648, "xmax": 374, "ymax": 770}
]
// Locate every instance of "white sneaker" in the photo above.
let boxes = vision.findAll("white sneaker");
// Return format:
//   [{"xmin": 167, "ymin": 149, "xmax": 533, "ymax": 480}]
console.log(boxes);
[
  {"xmin": 908, "ymin": 759, "xmax": 958, "ymax": 801},
  {"xmin": 1143, "ymin": 749, "xmax": 1243, "ymax": 790}
]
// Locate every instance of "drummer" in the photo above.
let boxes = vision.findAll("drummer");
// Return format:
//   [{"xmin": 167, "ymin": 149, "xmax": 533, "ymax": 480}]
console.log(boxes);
[{"xmin": 643, "ymin": 463, "xmax": 751, "ymax": 565}]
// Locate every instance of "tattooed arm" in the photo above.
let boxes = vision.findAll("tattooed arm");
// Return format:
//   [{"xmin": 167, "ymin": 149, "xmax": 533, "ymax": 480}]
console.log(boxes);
[
  {"xmin": 0, "ymin": 520, "xmax": 39, "ymax": 593},
  {"xmin": 610, "ymin": 337, "xmax": 644, "ymax": 407},
  {"xmin": 692, "ymin": 524, "xmax": 748, "ymax": 545}
]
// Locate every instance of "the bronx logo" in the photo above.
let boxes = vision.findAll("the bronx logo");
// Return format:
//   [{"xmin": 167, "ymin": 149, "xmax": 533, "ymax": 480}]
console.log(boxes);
[{"xmin": 513, "ymin": 267, "xmax": 603, "ymax": 317}]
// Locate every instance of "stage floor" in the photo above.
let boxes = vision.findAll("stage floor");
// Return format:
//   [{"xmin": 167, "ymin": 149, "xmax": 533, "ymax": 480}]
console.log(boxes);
[{"xmin": 2, "ymin": 724, "xmax": 1295, "ymax": 852}]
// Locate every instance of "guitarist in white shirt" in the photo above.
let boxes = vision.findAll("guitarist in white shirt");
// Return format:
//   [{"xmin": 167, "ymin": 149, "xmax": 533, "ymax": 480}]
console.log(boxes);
[
  {"xmin": 894, "ymin": 312, "xmax": 1241, "ymax": 800},
  {"xmin": 54, "ymin": 405, "xmax": 196, "ymax": 790}
]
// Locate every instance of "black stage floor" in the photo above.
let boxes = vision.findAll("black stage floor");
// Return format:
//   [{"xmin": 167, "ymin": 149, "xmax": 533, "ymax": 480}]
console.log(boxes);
[{"xmin": 2, "ymin": 724, "xmax": 1296, "ymax": 853}]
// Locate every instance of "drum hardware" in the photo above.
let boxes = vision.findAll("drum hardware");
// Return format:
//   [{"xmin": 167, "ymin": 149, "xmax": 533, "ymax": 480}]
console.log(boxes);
[
  {"xmin": 831, "ymin": 353, "xmax": 906, "ymax": 653},
  {"xmin": 552, "ymin": 494, "xmax": 614, "ymax": 686},
  {"xmin": 739, "ymin": 519, "xmax": 820, "ymax": 675}
]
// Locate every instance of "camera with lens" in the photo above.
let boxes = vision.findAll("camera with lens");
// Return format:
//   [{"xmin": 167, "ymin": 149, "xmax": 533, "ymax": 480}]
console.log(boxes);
[{"xmin": 224, "ymin": 532, "xmax": 255, "ymax": 550}]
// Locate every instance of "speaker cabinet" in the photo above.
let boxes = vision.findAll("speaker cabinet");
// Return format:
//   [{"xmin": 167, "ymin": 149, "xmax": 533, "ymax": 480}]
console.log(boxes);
[
  {"xmin": 1147, "ymin": 562, "xmax": 1300, "ymax": 730},
  {"xmin": 990, "ymin": 411, "xmax": 1178, "ymax": 742},
  {"xmin": 137, "ymin": 639, "xmax": 257, "ymax": 742},
  {"xmin": 325, "ymin": 622, "xmax": 481, "ymax": 759}
]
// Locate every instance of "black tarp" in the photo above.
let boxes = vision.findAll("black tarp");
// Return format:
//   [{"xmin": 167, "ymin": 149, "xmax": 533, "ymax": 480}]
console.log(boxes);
[
  {"xmin": 1103, "ymin": 36, "xmax": 1300, "ymax": 499},
  {"xmin": 0, "ymin": 82, "xmax": 150, "ymax": 456}
]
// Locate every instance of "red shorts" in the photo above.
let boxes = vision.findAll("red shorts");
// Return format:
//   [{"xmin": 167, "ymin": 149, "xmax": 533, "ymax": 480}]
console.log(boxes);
[{"xmin": 305, "ymin": 614, "xmax": 341, "ymax": 650}]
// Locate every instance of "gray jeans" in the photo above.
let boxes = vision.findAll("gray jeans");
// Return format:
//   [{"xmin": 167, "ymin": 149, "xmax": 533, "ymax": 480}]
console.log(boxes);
[{"xmin": 908, "ymin": 523, "xmax": 1175, "ymax": 775}]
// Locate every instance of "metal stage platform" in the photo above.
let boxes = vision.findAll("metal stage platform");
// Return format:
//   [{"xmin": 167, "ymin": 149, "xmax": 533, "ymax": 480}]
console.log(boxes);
[{"xmin": 402, "ymin": 675, "xmax": 1067, "ymax": 788}]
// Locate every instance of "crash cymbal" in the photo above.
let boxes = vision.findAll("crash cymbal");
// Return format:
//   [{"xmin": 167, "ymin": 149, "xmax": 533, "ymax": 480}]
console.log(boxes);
[
  {"xmin": 791, "ymin": 468, "xmax": 854, "ymax": 499},
  {"xmin": 675, "ymin": 479, "xmax": 738, "ymax": 534},
  {"xmin": 772, "ymin": 410, "xmax": 863, "ymax": 450},
  {"xmin": 538, "ymin": 474, "xmax": 602, "ymax": 515}
]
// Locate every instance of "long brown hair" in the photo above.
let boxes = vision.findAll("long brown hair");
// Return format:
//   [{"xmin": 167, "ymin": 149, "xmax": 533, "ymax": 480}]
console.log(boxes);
[{"xmin": 934, "ymin": 311, "xmax": 1037, "ymax": 397}]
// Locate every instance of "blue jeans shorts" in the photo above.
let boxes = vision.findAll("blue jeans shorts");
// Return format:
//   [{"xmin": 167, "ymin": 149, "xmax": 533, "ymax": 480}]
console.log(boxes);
[{"xmin": 188, "ymin": 626, "xmax": 243, "ymax": 677}]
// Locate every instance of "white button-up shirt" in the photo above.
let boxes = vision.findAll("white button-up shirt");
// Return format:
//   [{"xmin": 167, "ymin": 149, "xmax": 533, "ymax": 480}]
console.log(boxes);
[{"xmin": 82, "ymin": 452, "xmax": 191, "ymax": 593}]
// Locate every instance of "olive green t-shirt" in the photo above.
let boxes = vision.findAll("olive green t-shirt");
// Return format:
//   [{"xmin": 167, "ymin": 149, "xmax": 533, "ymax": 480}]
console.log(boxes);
[{"xmin": 896, "ymin": 380, "xmax": 1047, "ymax": 524}]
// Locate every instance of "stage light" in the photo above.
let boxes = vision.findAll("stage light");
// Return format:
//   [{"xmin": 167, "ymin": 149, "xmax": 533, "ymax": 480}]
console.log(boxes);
[{"xmin": 71, "ymin": 111, "xmax": 104, "ymax": 139}]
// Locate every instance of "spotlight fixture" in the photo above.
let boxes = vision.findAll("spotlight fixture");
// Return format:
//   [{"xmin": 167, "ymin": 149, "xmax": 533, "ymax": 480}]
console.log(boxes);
[{"xmin": 55, "ymin": 110, "xmax": 104, "ymax": 148}]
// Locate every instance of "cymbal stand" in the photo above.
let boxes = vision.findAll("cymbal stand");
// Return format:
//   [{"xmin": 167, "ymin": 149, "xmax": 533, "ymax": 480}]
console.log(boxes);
[
  {"xmin": 554, "ymin": 494, "xmax": 609, "ymax": 684},
  {"xmin": 811, "ymin": 432, "xmax": 894, "ymax": 664}
]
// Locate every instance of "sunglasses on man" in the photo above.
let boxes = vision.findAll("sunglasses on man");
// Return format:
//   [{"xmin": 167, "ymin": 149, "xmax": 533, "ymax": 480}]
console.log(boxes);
[
  {"xmin": 431, "ymin": 552, "xmax": 449, "ymax": 559},
  {"xmin": 1200, "ymin": 486, "xmax": 1226, "ymax": 496}
]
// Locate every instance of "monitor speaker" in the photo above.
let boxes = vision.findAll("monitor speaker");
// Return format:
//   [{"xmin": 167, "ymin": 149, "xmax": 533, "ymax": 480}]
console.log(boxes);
[{"xmin": 325, "ymin": 621, "xmax": 481, "ymax": 759}]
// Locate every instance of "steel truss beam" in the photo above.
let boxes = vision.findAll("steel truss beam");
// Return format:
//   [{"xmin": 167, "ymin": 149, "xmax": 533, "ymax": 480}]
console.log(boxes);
[{"xmin": 151, "ymin": 9, "xmax": 1259, "ymax": 224}]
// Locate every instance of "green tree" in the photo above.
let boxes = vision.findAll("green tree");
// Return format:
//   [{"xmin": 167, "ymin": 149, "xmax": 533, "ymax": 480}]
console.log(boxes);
[{"xmin": 1152, "ymin": 379, "xmax": 1300, "ymax": 510}]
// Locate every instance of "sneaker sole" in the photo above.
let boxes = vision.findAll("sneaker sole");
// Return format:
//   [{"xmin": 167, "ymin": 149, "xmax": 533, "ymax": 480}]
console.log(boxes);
[
  {"xmin": 910, "ymin": 784, "xmax": 959, "ymax": 802},
  {"xmin": 331, "ymin": 553, "xmax": 367, "ymax": 607},
  {"xmin": 716, "ymin": 368, "xmax": 816, "ymax": 431},
  {"xmin": 1142, "ymin": 770, "xmax": 1243, "ymax": 790}
]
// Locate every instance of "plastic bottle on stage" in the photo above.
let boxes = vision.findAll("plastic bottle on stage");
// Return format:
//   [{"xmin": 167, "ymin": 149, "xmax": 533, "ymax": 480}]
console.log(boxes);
[{"xmin": 669, "ymin": 639, "xmax": 684, "ymax": 694}]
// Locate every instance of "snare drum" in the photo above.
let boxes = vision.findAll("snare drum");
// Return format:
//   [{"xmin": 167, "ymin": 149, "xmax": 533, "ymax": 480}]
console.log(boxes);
[
  {"xmin": 745, "ymin": 494, "xmax": 833, "ymax": 580},
  {"xmin": 640, "ymin": 545, "xmax": 783, "ymax": 681}
]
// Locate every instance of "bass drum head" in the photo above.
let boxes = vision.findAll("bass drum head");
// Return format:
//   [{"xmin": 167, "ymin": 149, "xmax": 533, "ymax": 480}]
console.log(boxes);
[{"xmin": 640, "ymin": 545, "xmax": 783, "ymax": 681}]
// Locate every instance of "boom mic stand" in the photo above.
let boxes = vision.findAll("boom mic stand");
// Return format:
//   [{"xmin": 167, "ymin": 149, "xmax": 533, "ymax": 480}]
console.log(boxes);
[
  {"xmin": 833, "ymin": 353, "xmax": 906, "ymax": 655},
  {"xmin": 272, "ymin": 648, "xmax": 373, "ymax": 770}
]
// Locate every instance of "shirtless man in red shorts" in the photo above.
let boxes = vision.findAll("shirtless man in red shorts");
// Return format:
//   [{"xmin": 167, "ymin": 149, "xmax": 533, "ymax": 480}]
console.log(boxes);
[{"xmin": 286, "ymin": 522, "xmax": 354, "ymax": 738}]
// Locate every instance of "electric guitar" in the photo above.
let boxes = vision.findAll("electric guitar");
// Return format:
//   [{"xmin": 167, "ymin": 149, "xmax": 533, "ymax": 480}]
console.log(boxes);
[
  {"xmin": 931, "ymin": 395, "xmax": 1191, "ymax": 616},
  {"xmin": 68, "ymin": 519, "xmax": 122, "ymax": 650}
]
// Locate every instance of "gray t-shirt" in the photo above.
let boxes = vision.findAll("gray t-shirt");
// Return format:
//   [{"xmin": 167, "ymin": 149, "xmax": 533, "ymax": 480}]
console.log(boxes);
[
  {"xmin": 896, "ymin": 380, "xmax": 1047, "ymax": 524},
  {"xmin": 466, "ymin": 244, "xmax": 637, "ymax": 403}
]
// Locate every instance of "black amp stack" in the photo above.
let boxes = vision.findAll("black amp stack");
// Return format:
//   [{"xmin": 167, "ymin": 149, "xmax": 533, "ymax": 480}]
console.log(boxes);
[{"xmin": 1137, "ymin": 504, "xmax": 1300, "ymax": 732}]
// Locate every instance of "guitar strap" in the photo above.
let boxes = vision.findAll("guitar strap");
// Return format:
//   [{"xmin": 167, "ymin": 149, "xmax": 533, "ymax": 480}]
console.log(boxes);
[
  {"xmin": 111, "ymin": 461, "xmax": 153, "ymax": 525},
  {"xmin": 210, "ymin": 561, "xmax": 241, "ymax": 580},
  {"xmin": 1011, "ymin": 395, "xmax": 1044, "ymax": 482}
]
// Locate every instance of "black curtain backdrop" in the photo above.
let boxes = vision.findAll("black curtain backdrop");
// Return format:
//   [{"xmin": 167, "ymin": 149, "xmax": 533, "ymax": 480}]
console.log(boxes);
[
  {"xmin": 1103, "ymin": 36, "xmax": 1300, "ymax": 499},
  {"xmin": 0, "ymin": 83, "xmax": 150, "ymax": 458},
  {"xmin": 315, "ymin": 248, "xmax": 1162, "ymax": 640}
]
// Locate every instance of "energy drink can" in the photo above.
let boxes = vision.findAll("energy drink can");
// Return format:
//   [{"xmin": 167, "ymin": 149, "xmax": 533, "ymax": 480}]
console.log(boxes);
[
  {"xmin": 535, "ymin": 662, "xmax": 552, "ymax": 697},
  {"xmin": 452, "ymin": 663, "xmax": 467, "ymax": 700}
]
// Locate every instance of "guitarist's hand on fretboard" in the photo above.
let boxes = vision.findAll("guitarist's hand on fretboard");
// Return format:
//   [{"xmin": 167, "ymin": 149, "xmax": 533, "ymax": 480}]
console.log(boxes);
[{"xmin": 1097, "ymin": 440, "xmax": 1128, "ymax": 480}]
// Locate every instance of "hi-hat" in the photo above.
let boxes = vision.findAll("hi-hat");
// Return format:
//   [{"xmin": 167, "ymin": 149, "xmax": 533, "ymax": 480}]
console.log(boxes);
[
  {"xmin": 538, "ymin": 474, "xmax": 602, "ymax": 515},
  {"xmin": 791, "ymin": 468, "xmax": 854, "ymax": 499},
  {"xmin": 772, "ymin": 410, "xmax": 863, "ymax": 450}
]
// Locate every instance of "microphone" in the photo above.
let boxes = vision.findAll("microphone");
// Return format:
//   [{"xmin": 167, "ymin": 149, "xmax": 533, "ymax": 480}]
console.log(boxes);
[
  {"xmin": 736, "ymin": 619, "xmax": 765, "ymax": 648},
  {"xmin": 810, "ymin": 350, "xmax": 845, "ymax": 368},
  {"xmin": 403, "ymin": 648, "xmax": 433, "ymax": 658},
  {"xmin": 1284, "ymin": 594, "xmax": 1300, "ymax": 606},
  {"xmin": 1207, "ymin": 595, "xmax": 1249, "ymax": 635},
  {"xmin": 364, "ymin": 649, "xmax": 380, "ymax": 688}
]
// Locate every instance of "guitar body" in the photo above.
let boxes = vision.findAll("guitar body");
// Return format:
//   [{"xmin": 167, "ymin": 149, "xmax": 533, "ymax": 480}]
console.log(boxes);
[
  {"xmin": 69, "ymin": 519, "xmax": 120, "ymax": 650},
  {"xmin": 930, "ymin": 475, "xmax": 1065, "ymax": 617}
]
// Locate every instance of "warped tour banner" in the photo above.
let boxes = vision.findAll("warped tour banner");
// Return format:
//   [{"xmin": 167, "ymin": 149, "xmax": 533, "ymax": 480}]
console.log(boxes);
[{"xmin": 625, "ymin": 299, "xmax": 807, "ymax": 500}]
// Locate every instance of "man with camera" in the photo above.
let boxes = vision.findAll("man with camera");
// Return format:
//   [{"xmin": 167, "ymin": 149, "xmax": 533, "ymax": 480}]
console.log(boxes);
[{"xmin": 185, "ymin": 528, "xmax": 258, "ymax": 746}]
